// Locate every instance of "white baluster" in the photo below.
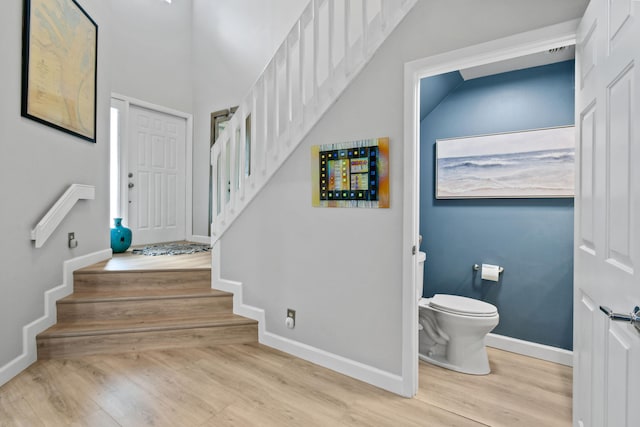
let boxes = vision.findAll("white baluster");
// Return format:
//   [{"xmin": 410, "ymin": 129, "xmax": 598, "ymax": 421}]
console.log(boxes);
[
  {"xmin": 276, "ymin": 43, "xmax": 290, "ymax": 151},
  {"xmin": 211, "ymin": 143, "xmax": 223, "ymax": 234},
  {"xmin": 244, "ymin": 90, "xmax": 256, "ymax": 191},
  {"xmin": 363, "ymin": 0, "xmax": 382, "ymax": 55},
  {"xmin": 316, "ymin": 0, "xmax": 332, "ymax": 111},
  {"xmin": 330, "ymin": 0, "xmax": 348, "ymax": 97},
  {"xmin": 236, "ymin": 105, "xmax": 247, "ymax": 202},
  {"xmin": 209, "ymin": 0, "xmax": 418, "ymax": 244},
  {"xmin": 301, "ymin": 2, "xmax": 316, "ymax": 131},
  {"xmin": 288, "ymin": 22, "xmax": 303, "ymax": 142},
  {"xmin": 346, "ymin": 0, "xmax": 365, "ymax": 75},
  {"xmin": 255, "ymin": 75, "xmax": 267, "ymax": 177}
]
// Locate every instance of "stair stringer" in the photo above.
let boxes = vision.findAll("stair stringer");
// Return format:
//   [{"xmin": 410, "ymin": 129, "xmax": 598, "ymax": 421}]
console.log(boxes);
[
  {"xmin": 0, "ymin": 249, "xmax": 112, "ymax": 387},
  {"xmin": 210, "ymin": 0, "xmax": 418, "ymax": 243}
]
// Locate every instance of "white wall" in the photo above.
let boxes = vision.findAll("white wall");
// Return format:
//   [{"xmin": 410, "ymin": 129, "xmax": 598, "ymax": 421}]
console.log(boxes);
[
  {"xmin": 220, "ymin": 0, "xmax": 587, "ymax": 379},
  {"xmin": 110, "ymin": 0, "xmax": 308, "ymax": 238},
  {"xmin": 110, "ymin": 0, "xmax": 309, "ymax": 237},
  {"xmin": 110, "ymin": 0, "xmax": 193, "ymax": 113},
  {"xmin": 0, "ymin": 0, "xmax": 111, "ymax": 367},
  {"xmin": 191, "ymin": 0, "xmax": 308, "ymax": 236}
]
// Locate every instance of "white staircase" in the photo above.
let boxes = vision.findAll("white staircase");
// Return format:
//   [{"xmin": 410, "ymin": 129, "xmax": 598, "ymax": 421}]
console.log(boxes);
[{"xmin": 210, "ymin": 0, "xmax": 417, "ymax": 241}]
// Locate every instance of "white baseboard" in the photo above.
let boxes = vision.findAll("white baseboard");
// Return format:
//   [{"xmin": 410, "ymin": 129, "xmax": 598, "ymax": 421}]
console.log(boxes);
[
  {"xmin": 261, "ymin": 328, "xmax": 404, "ymax": 395},
  {"xmin": 188, "ymin": 234, "xmax": 211, "ymax": 245},
  {"xmin": 211, "ymin": 242, "xmax": 405, "ymax": 395},
  {"xmin": 485, "ymin": 333, "xmax": 573, "ymax": 367},
  {"xmin": 0, "ymin": 249, "xmax": 112, "ymax": 387},
  {"xmin": 211, "ymin": 242, "xmax": 574, "ymax": 392}
]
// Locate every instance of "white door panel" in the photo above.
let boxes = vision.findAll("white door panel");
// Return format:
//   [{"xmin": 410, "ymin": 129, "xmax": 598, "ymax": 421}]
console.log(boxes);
[
  {"xmin": 574, "ymin": 0, "xmax": 640, "ymax": 426},
  {"xmin": 127, "ymin": 105, "xmax": 186, "ymax": 245}
]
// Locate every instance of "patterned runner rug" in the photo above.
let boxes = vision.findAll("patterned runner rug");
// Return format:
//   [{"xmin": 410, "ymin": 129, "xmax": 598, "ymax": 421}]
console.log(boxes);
[{"xmin": 131, "ymin": 242, "xmax": 211, "ymax": 256}]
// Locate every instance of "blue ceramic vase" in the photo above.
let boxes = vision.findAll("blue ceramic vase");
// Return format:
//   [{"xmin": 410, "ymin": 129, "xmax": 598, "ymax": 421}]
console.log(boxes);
[{"xmin": 110, "ymin": 218, "xmax": 132, "ymax": 253}]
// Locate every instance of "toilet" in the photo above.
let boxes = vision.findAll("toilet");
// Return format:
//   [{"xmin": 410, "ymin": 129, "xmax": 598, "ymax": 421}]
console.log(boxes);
[{"xmin": 417, "ymin": 253, "xmax": 499, "ymax": 375}]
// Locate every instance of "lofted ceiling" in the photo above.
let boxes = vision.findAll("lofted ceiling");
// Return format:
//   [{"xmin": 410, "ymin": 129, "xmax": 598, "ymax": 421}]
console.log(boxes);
[
  {"xmin": 420, "ymin": 46, "xmax": 575, "ymax": 121},
  {"xmin": 460, "ymin": 45, "xmax": 575, "ymax": 80}
]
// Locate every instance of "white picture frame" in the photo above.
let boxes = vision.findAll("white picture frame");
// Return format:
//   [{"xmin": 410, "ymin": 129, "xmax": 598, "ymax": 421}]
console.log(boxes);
[{"xmin": 435, "ymin": 126, "xmax": 575, "ymax": 199}]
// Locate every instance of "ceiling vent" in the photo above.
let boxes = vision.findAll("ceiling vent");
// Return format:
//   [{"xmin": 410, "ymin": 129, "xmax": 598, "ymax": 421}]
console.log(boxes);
[{"xmin": 548, "ymin": 46, "xmax": 567, "ymax": 54}]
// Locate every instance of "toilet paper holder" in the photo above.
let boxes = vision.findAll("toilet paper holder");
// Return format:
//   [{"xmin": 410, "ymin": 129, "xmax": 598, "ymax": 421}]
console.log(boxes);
[{"xmin": 473, "ymin": 264, "xmax": 504, "ymax": 274}]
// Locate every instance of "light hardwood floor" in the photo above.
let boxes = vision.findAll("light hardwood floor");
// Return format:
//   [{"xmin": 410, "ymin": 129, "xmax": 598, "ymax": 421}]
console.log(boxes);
[
  {"xmin": 6, "ymin": 250, "xmax": 572, "ymax": 425},
  {"xmin": 0, "ymin": 344, "xmax": 571, "ymax": 426},
  {"xmin": 79, "ymin": 246, "xmax": 212, "ymax": 272}
]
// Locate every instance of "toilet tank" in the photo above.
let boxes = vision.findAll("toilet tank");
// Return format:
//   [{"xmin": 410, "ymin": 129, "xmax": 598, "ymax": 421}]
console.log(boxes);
[{"xmin": 417, "ymin": 251, "xmax": 426, "ymax": 301}]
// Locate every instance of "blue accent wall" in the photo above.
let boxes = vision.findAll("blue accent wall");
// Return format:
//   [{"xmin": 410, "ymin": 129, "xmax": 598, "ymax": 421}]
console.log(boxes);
[
  {"xmin": 419, "ymin": 60, "xmax": 575, "ymax": 350},
  {"xmin": 420, "ymin": 71, "xmax": 464, "ymax": 121}
]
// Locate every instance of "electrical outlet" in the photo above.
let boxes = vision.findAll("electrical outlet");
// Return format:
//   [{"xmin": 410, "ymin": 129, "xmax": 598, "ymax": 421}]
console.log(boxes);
[
  {"xmin": 286, "ymin": 308, "xmax": 296, "ymax": 329},
  {"xmin": 68, "ymin": 232, "xmax": 78, "ymax": 249}
]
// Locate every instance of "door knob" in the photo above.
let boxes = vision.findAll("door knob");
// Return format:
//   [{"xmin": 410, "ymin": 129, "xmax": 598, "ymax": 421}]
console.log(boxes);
[
  {"xmin": 599, "ymin": 305, "xmax": 640, "ymax": 332},
  {"xmin": 128, "ymin": 182, "xmax": 134, "ymax": 188}
]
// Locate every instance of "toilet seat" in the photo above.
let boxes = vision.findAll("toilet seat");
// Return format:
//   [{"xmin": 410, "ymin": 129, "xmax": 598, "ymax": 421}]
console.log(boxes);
[{"xmin": 424, "ymin": 294, "xmax": 498, "ymax": 317}]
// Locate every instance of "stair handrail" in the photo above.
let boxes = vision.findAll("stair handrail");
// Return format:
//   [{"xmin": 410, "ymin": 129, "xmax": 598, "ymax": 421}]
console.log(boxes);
[
  {"xmin": 30, "ymin": 184, "xmax": 95, "ymax": 248},
  {"xmin": 210, "ymin": 0, "xmax": 417, "ymax": 243}
]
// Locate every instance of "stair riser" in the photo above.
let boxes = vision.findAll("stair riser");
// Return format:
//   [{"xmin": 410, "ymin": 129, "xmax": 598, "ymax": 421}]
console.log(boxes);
[
  {"xmin": 57, "ymin": 296, "xmax": 233, "ymax": 323},
  {"xmin": 74, "ymin": 270, "xmax": 211, "ymax": 293},
  {"xmin": 37, "ymin": 324, "xmax": 258, "ymax": 359}
]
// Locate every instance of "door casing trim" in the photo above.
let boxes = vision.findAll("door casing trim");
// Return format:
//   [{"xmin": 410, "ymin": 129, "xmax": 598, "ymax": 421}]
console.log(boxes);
[
  {"xmin": 110, "ymin": 93, "xmax": 196, "ymax": 242},
  {"xmin": 401, "ymin": 19, "xmax": 579, "ymax": 397}
]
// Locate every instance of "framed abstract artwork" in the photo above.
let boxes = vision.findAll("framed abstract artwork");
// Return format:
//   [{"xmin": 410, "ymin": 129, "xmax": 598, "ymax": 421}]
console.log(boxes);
[
  {"xmin": 312, "ymin": 137, "xmax": 390, "ymax": 208},
  {"xmin": 22, "ymin": 0, "xmax": 98, "ymax": 142},
  {"xmin": 436, "ymin": 126, "xmax": 575, "ymax": 199}
]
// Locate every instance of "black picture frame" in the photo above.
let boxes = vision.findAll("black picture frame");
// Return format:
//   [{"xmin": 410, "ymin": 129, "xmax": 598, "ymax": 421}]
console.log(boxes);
[{"xmin": 21, "ymin": 0, "xmax": 98, "ymax": 143}]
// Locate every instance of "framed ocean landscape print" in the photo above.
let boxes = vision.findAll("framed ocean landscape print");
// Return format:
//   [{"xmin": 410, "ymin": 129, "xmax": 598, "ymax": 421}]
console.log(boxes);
[
  {"xmin": 21, "ymin": 0, "xmax": 98, "ymax": 142},
  {"xmin": 435, "ymin": 126, "xmax": 575, "ymax": 199}
]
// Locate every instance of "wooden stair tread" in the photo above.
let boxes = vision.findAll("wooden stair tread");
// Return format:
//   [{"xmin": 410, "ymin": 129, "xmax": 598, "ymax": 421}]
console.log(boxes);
[
  {"xmin": 39, "ymin": 314, "xmax": 257, "ymax": 338},
  {"xmin": 76, "ymin": 266, "xmax": 211, "ymax": 274},
  {"xmin": 73, "ymin": 268, "xmax": 212, "ymax": 292},
  {"xmin": 76, "ymin": 249, "xmax": 211, "ymax": 272},
  {"xmin": 60, "ymin": 288, "xmax": 231, "ymax": 303},
  {"xmin": 38, "ymin": 250, "xmax": 257, "ymax": 359}
]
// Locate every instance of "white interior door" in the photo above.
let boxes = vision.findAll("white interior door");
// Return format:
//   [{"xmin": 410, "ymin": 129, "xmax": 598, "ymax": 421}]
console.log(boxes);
[
  {"xmin": 574, "ymin": 0, "xmax": 640, "ymax": 425},
  {"xmin": 127, "ymin": 105, "xmax": 186, "ymax": 245}
]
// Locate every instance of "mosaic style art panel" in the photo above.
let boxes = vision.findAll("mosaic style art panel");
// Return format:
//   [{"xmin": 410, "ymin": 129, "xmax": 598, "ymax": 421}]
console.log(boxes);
[{"xmin": 311, "ymin": 137, "xmax": 389, "ymax": 208}]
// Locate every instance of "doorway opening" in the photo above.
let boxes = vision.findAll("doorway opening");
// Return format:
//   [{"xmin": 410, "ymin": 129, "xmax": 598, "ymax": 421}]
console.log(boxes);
[
  {"xmin": 110, "ymin": 97, "xmax": 128, "ymax": 227},
  {"xmin": 109, "ymin": 95, "xmax": 195, "ymax": 246},
  {"xmin": 401, "ymin": 21, "xmax": 579, "ymax": 397},
  {"xmin": 109, "ymin": 105, "xmax": 121, "ymax": 226}
]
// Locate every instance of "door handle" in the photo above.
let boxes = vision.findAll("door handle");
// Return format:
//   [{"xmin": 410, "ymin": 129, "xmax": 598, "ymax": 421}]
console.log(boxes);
[{"xmin": 599, "ymin": 305, "xmax": 640, "ymax": 332}]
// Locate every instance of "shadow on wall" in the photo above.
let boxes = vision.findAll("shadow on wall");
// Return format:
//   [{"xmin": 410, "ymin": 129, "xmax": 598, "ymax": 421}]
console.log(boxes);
[{"xmin": 419, "ymin": 60, "xmax": 575, "ymax": 351}]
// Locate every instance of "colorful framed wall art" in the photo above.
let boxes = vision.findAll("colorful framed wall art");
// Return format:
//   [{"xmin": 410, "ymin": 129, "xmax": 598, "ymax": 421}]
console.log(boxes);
[{"xmin": 312, "ymin": 137, "xmax": 389, "ymax": 208}]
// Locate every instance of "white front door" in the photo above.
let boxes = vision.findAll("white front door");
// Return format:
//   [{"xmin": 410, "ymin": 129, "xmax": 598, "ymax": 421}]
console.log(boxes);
[
  {"xmin": 127, "ymin": 105, "xmax": 187, "ymax": 245},
  {"xmin": 574, "ymin": 0, "xmax": 640, "ymax": 425}
]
